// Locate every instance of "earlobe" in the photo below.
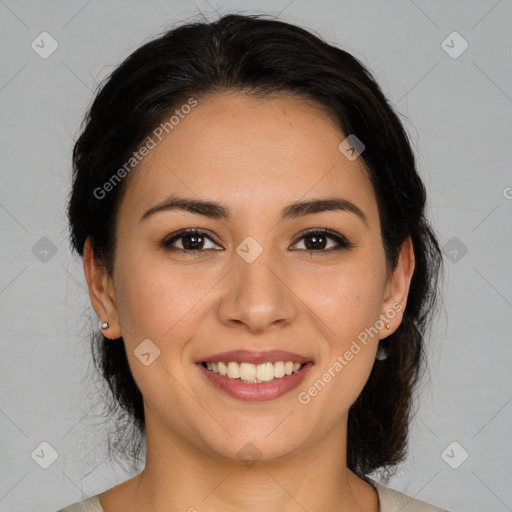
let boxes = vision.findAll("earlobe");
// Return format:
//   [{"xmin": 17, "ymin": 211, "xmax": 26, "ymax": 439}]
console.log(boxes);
[
  {"xmin": 380, "ymin": 236, "xmax": 415, "ymax": 337},
  {"xmin": 83, "ymin": 237, "xmax": 122, "ymax": 339}
]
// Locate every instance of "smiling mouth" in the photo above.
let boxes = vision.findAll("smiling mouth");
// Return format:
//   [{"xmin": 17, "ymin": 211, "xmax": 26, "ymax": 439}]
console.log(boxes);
[{"xmin": 201, "ymin": 360, "xmax": 306, "ymax": 383}]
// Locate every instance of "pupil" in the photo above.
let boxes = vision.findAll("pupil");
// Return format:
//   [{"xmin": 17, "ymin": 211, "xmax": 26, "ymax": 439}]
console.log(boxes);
[
  {"xmin": 185, "ymin": 234, "xmax": 203, "ymax": 250},
  {"xmin": 306, "ymin": 234, "xmax": 325, "ymax": 250}
]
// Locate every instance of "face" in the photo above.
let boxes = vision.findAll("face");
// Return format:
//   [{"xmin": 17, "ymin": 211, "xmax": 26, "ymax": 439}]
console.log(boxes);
[{"xmin": 85, "ymin": 92, "xmax": 413, "ymax": 463}]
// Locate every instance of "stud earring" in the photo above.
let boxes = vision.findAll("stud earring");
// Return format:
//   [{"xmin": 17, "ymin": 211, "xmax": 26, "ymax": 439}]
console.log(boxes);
[
  {"xmin": 386, "ymin": 324, "xmax": 390, "ymax": 330},
  {"xmin": 99, "ymin": 321, "xmax": 109, "ymax": 330}
]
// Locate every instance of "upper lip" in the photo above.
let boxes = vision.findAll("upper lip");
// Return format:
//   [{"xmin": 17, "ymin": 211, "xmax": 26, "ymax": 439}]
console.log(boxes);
[{"xmin": 196, "ymin": 349, "xmax": 313, "ymax": 365}]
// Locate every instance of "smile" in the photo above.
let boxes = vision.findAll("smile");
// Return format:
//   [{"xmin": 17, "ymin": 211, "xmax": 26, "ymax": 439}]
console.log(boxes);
[
  {"xmin": 197, "ymin": 360, "xmax": 313, "ymax": 402},
  {"xmin": 202, "ymin": 361, "xmax": 304, "ymax": 383}
]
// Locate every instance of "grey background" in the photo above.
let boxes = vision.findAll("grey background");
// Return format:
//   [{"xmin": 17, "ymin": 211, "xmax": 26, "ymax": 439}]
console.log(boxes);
[{"xmin": 1, "ymin": 1, "xmax": 511, "ymax": 511}]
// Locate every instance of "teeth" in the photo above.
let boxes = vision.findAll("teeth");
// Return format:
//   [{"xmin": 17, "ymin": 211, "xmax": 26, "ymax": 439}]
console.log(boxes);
[
  {"xmin": 274, "ymin": 361, "xmax": 285, "ymax": 378},
  {"xmin": 203, "ymin": 361, "xmax": 305, "ymax": 383},
  {"xmin": 240, "ymin": 362, "xmax": 257, "ymax": 382},
  {"xmin": 217, "ymin": 361, "xmax": 228, "ymax": 376},
  {"xmin": 256, "ymin": 362, "xmax": 274, "ymax": 382},
  {"xmin": 227, "ymin": 361, "xmax": 240, "ymax": 379}
]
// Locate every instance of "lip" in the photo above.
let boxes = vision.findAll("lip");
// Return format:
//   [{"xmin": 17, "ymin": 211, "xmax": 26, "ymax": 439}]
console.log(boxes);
[
  {"xmin": 197, "ymin": 360, "xmax": 314, "ymax": 402},
  {"xmin": 196, "ymin": 349, "xmax": 312, "ymax": 365}
]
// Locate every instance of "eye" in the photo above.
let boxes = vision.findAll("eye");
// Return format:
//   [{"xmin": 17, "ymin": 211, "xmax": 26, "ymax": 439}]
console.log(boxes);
[
  {"xmin": 291, "ymin": 229, "xmax": 354, "ymax": 252},
  {"xmin": 162, "ymin": 229, "xmax": 222, "ymax": 252},
  {"xmin": 161, "ymin": 228, "xmax": 355, "ymax": 254}
]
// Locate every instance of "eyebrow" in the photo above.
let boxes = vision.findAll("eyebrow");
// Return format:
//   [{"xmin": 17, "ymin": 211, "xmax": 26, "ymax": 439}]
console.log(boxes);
[{"xmin": 140, "ymin": 195, "xmax": 368, "ymax": 226}]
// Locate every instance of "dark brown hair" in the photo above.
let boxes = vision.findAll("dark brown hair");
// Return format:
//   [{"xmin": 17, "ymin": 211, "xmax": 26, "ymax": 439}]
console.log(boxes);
[{"xmin": 67, "ymin": 13, "xmax": 443, "ymax": 480}]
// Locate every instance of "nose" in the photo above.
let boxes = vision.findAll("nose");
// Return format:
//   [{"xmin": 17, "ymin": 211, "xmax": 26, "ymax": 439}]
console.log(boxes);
[{"xmin": 216, "ymin": 246, "xmax": 299, "ymax": 335}]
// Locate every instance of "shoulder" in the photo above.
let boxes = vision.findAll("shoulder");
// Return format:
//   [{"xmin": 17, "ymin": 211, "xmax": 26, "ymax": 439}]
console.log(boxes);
[
  {"xmin": 368, "ymin": 478, "xmax": 452, "ymax": 512},
  {"xmin": 56, "ymin": 494, "xmax": 103, "ymax": 512}
]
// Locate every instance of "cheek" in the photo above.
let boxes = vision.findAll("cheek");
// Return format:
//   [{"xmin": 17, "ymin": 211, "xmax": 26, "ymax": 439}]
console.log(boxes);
[
  {"xmin": 295, "ymin": 255, "xmax": 385, "ymax": 406},
  {"xmin": 112, "ymin": 252, "xmax": 218, "ymax": 356},
  {"xmin": 301, "ymin": 258, "xmax": 387, "ymax": 343},
  {"xmin": 111, "ymin": 258, "xmax": 202, "ymax": 408}
]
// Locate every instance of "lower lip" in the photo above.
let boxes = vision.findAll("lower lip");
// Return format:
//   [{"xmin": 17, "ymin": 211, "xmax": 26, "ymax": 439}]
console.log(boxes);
[{"xmin": 197, "ymin": 362, "xmax": 314, "ymax": 402}]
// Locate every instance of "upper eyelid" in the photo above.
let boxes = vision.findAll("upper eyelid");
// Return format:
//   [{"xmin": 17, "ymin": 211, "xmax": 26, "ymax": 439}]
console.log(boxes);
[{"xmin": 165, "ymin": 228, "xmax": 220, "ymax": 244}]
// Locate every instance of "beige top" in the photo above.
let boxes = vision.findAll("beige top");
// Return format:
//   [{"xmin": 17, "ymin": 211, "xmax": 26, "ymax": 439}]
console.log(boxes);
[{"xmin": 56, "ymin": 478, "xmax": 451, "ymax": 511}]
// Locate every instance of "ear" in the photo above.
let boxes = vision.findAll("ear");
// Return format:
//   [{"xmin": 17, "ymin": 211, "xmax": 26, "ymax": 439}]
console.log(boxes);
[
  {"xmin": 379, "ymin": 235, "xmax": 415, "ymax": 339},
  {"xmin": 83, "ymin": 237, "xmax": 122, "ymax": 340}
]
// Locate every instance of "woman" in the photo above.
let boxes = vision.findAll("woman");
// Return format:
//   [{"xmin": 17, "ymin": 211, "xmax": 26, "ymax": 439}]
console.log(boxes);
[{"xmin": 59, "ymin": 13, "xmax": 449, "ymax": 512}]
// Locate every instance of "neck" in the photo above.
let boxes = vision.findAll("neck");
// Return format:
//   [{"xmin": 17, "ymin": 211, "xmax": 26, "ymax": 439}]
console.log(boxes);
[{"xmin": 122, "ymin": 414, "xmax": 378, "ymax": 512}]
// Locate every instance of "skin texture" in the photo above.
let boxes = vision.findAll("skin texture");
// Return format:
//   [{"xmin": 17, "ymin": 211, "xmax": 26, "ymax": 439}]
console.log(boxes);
[{"xmin": 83, "ymin": 93, "xmax": 415, "ymax": 512}]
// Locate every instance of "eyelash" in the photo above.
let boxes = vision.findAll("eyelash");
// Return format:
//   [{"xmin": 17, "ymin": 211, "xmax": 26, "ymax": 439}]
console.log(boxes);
[{"xmin": 161, "ymin": 228, "xmax": 355, "ymax": 254}]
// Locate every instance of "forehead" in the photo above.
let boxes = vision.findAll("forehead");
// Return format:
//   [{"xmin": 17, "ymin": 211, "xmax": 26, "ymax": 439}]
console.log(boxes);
[{"xmin": 118, "ymin": 92, "xmax": 378, "ymax": 228}]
